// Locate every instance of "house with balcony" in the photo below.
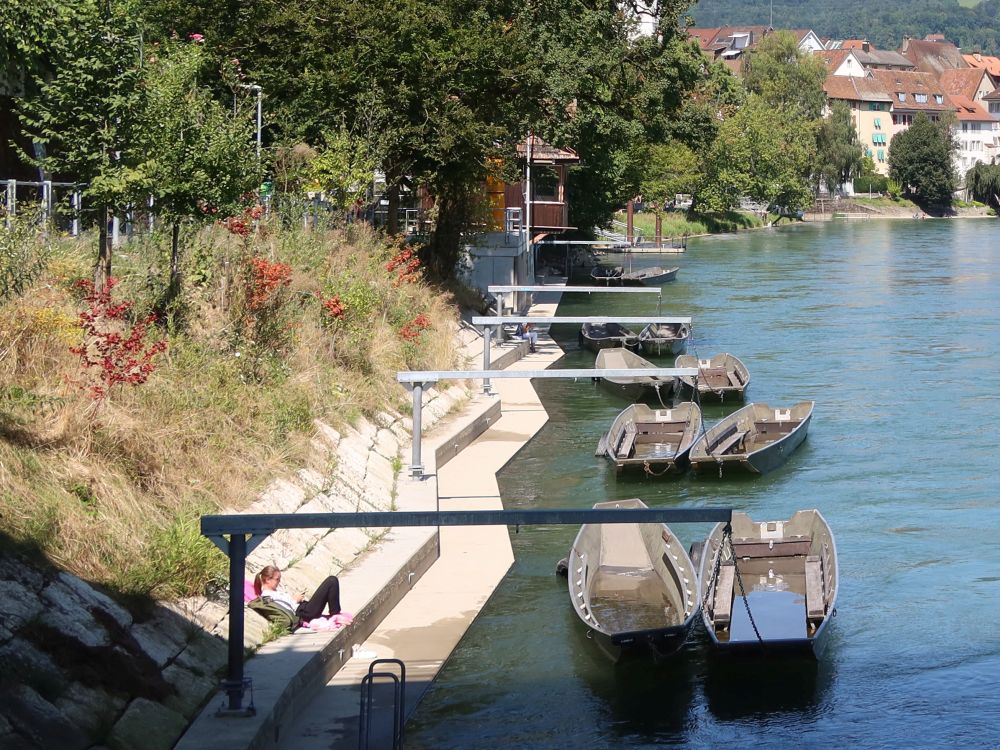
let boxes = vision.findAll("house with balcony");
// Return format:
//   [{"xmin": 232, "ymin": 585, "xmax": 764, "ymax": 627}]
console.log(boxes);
[
  {"xmin": 950, "ymin": 95, "xmax": 996, "ymax": 176},
  {"xmin": 463, "ymin": 136, "xmax": 580, "ymax": 306}
]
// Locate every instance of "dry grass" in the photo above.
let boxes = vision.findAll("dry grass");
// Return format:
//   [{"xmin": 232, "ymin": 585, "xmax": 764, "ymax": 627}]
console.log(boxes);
[{"xmin": 0, "ymin": 220, "xmax": 459, "ymax": 601}]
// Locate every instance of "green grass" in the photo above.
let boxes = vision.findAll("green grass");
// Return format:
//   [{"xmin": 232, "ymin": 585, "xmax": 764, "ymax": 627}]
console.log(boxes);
[{"xmin": 621, "ymin": 209, "xmax": 766, "ymax": 239}]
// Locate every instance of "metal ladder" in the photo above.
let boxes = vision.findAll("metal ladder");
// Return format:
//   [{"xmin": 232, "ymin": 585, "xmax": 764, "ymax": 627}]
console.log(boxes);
[{"xmin": 358, "ymin": 658, "xmax": 406, "ymax": 750}]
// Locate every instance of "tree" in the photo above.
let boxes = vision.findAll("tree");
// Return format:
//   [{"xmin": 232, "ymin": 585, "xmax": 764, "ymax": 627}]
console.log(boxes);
[
  {"xmin": 888, "ymin": 113, "xmax": 956, "ymax": 206},
  {"xmin": 814, "ymin": 101, "xmax": 863, "ymax": 194},
  {"xmin": 742, "ymin": 31, "xmax": 828, "ymax": 120},
  {"xmin": 641, "ymin": 141, "xmax": 702, "ymax": 211},
  {"xmin": 965, "ymin": 163, "xmax": 1000, "ymax": 211},
  {"xmin": 697, "ymin": 95, "xmax": 817, "ymax": 214},
  {"xmin": 137, "ymin": 39, "xmax": 262, "ymax": 301},
  {"xmin": 17, "ymin": 2, "xmax": 147, "ymax": 289}
]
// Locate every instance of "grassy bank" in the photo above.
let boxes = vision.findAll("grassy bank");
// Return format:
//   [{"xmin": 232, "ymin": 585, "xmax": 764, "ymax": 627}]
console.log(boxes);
[
  {"xmin": 0, "ymin": 215, "xmax": 459, "ymax": 601},
  {"xmin": 616, "ymin": 209, "xmax": 765, "ymax": 239}
]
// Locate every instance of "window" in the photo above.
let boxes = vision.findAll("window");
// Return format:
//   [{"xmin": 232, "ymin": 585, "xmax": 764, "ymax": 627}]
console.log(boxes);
[
  {"xmin": 897, "ymin": 92, "xmax": 907, "ymax": 102},
  {"xmin": 868, "ymin": 102, "xmax": 888, "ymax": 111},
  {"xmin": 877, "ymin": 149, "xmax": 885, "ymax": 162},
  {"xmin": 914, "ymin": 93, "xmax": 928, "ymax": 103},
  {"xmin": 962, "ymin": 122, "xmax": 969, "ymax": 132},
  {"xmin": 874, "ymin": 117, "xmax": 881, "ymax": 129},
  {"xmin": 934, "ymin": 94, "xmax": 944, "ymax": 104},
  {"xmin": 991, "ymin": 103, "xmax": 1000, "ymax": 114}
]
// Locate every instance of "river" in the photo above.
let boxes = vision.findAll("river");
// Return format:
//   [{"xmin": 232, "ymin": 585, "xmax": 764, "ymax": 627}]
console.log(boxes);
[{"xmin": 404, "ymin": 218, "xmax": 1000, "ymax": 749}]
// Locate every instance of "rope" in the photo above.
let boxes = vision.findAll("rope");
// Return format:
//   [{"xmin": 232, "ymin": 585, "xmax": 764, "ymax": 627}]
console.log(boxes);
[{"xmin": 642, "ymin": 459, "xmax": 672, "ymax": 477}]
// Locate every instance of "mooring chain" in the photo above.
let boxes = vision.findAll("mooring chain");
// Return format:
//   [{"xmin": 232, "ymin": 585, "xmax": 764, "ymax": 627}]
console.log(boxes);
[
  {"xmin": 702, "ymin": 523, "xmax": 732, "ymax": 613},
  {"xmin": 730, "ymin": 537, "xmax": 766, "ymax": 649}
]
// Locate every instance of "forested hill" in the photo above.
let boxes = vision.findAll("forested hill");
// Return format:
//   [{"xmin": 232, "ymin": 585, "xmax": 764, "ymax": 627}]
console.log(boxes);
[{"xmin": 689, "ymin": 0, "xmax": 1000, "ymax": 55}]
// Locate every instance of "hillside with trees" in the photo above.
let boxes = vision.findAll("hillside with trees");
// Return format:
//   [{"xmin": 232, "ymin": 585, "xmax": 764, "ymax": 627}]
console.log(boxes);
[{"xmin": 689, "ymin": 0, "xmax": 1000, "ymax": 54}]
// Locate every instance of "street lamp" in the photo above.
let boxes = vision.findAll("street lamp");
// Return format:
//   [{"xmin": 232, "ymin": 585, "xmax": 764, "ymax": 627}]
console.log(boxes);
[{"xmin": 239, "ymin": 83, "xmax": 263, "ymax": 159}]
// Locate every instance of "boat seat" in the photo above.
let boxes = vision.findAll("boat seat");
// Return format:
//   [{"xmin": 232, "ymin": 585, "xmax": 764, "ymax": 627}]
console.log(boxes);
[
  {"xmin": 732, "ymin": 536, "xmax": 812, "ymax": 558},
  {"xmin": 713, "ymin": 429, "xmax": 747, "ymax": 455},
  {"xmin": 805, "ymin": 555, "xmax": 825, "ymax": 621},
  {"xmin": 728, "ymin": 371, "xmax": 743, "ymax": 387},
  {"xmin": 616, "ymin": 424, "xmax": 637, "ymax": 457},
  {"xmin": 713, "ymin": 562, "xmax": 736, "ymax": 626}
]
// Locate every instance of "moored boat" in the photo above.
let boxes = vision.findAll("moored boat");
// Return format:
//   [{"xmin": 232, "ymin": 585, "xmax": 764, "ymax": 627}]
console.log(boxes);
[
  {"xmin": 579, "ymin": 322, "xmax": 640, "ymax": 352},
  {"xmin": 699, "ymin": 509, "xmax": 838, "ymax": 656},
  {"xmin": 594, "ymin": 347, "xmax": 675, "ymax": 402},
  {"xmin": 590, "ymin": 265, "xmax": 624, "ymax": 285},
  {"xmin": 567, "ymin": 498, "xmax": 700, "ymax": 660},
  {"xmin": 638, "ymin": 322, "xmax": 691, "ymax": 356},
  {"xmin": 689, "ymin": 401, "xmax": 813, "ymax": 476},
  {"xmin": 595, "ymin": 402, "xmax": 702, "ymax": 475},
  {"xmin": 674, "ymin": 353, "xmax": 750, "ymax": 402},
  {"xmin": 621, "ymin": 265, "xmax": 679, "ymax": 286}
]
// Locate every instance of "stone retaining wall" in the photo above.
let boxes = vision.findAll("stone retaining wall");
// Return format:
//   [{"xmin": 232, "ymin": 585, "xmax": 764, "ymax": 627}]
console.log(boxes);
[{"xmin": 0, "ymin": 384, "xmax": 470, "ymax": 750}]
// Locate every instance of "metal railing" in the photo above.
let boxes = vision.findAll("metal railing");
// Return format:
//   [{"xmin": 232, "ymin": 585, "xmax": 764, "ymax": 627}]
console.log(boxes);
[
  {"xmin": 200, "ymin": 506, "xmax": 734, "ymax": 715},
  {"xmin": 3, "ymin": 179, "xmax": 83, "ymax": 235},
  {"xmin": 359, "ymin": 659, "xmax": 406, "ymax": 750}
]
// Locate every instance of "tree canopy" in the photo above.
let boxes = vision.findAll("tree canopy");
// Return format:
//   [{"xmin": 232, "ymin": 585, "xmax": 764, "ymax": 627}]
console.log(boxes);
[
  {"xmin": 814, "ymin": 101, "xmax": 863, "ymax": 193},
  {"xmin": 742, "ymin": 31, "xmax": 828, "ymax": 120},
  {"xmin": 888, "ymin": 113, "xmax": 956, "ymax": 206}
]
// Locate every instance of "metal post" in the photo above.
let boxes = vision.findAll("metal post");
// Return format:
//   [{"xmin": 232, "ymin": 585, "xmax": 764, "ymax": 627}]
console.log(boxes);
[
  {"xmin": 410, "ymin": 383, "xmax": 424, "ymax": 477},
  {"xmin": 224, "ymin": 532, "xmax": 248, "ymax": 712},
  {"xmin": 71, "ymin": 192, "xmax": 80, "ymax": 237},
  {"xmin": 6, "ymin": 180, "xmax": 15, "ymax": 227},
  {"xmin": 41, "ymin": 180, "xmax": 52, "ymax": 223},
  {"xmin": 148, "ymin": 195, "xmax": 155, "ymax": 232},
  {"xmin": 112, "ymin": 215, "xmax": 121, "ymax": 246},
  {"xmin": 482, "ymin": 325, "xmax": 493, "ymax": 395},
  {"xmin": 255, "ymin": 88, "xmax": 262, "ymax": 160}
]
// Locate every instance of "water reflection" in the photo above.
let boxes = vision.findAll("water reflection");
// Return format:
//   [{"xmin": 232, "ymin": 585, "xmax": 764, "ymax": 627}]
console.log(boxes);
[{"xmin": 702, "ymin": 651, "xmax": 826, "ymax": 722}]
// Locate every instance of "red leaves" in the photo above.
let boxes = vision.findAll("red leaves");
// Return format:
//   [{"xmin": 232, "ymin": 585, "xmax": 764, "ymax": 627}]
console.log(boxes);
[
  {"xmin": 70, "ymin": 278, "xmax": 168, "ymax": 400},
  {"xmin": 399, "ymin": 313, "xmax": 431, "ymax": 342},
  {"xmin": 385, "ymin": 247, "xmax": 421, "ymax": 286},
  {"xmin": 221, "ymin": 204, "xmax": 265, "ymax": 237},
  {"xmin": 318, "ymin": 293, "xmax": 346, "ymax": 321},
  {"xmin": 248, "ymin": 257, "xmax": 292, "ymax": 311}
]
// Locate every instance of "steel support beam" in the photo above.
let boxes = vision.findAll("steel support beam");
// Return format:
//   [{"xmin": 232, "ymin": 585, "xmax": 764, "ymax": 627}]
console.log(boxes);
[
  {"xmin": 201, "ymin": 505, "xmax": 731, "ymax": 713},
  {"xmin": 472, "ymin": 315, "xmax": 691, "ymax": 325},
  {"xmin": 398, "ymin": 367, "xmax": 697, "ymax": 384}
]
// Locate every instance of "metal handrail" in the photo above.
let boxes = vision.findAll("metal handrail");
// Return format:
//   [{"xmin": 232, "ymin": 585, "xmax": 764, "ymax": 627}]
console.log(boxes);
[{"xmin": 359, "ymin": 659, "xmax": 406, "ymax": 750}]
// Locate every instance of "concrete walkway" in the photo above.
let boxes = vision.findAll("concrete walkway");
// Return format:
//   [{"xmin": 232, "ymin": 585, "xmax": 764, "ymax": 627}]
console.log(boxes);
[{"xmin": 275, "ymin": 304, "xmax": 563, "ymax": 749}]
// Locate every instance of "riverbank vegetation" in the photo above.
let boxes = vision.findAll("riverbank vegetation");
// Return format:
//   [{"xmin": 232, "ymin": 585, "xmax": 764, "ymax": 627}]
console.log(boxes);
[{"xmin": 0, "ymin": 213, "xmax": 458, "ymax": 599}]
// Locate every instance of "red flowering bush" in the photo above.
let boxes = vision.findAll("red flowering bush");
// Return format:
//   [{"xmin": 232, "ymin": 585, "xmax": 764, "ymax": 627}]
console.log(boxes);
[
  {"xmin": 317, "ymin": 293, "xmax": 346, "ymax": 323},
  {"xmin": 399, "ymin": 313, "xmax": 431, "ymax": 342},
  {"xmin": 248, "ymin": 257, "xmax": 292, "ymax": 311},
  {"xmin": 69, "ymin": 278, "xmax": 168, "ymax": 400},
  {"xmin": 221, "ymin": 204, "xmax": 265, "ymax": 238},
  {"xmin": 385, "ymin": 246, "xmax": 422, "ymax": 286}
]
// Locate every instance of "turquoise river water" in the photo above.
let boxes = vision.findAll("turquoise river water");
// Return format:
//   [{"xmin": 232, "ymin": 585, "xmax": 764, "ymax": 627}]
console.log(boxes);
[{"xmin": 405, "ymin": 219, "xmax": 1000, "ymax": 750}]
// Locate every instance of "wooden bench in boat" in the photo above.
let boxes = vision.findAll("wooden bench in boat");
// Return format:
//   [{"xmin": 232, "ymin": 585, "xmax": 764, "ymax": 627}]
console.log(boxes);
[
  {"xmin": 615, "ymin": 423, "xmax": 637, "ymax": 457},
  {"xmin": 805, "ymin": 555, "xmax": 825, "ymax": 621},
  {"xmin": 731, "ymin": 535, "xmax": 812, "ymax": 559},
  {"xmin": 713, "ymin": 428, "xmax": 748, "ymax": 455},
  {"xmin": 636, "ymin": 420, "xmax": 687, "ymax": 435},
  {"xmin": 713, "ymin": 562, "xmax": 736, "ymax": 626}
]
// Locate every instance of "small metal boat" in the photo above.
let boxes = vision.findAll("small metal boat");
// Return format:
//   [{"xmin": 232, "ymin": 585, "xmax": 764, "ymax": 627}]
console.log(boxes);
[
  {"xmin": 621, "ymin": 265, "xmax": 679, "ymax": 286},
  {"xmin": 699, "ymin": 509, "xmax": 838, "ymax": 656},
  {"xmin": 689, "ymin": 401, "xmax": 813, "ymax": 476},
  {"xmin": 674, "ymin": 353, "xmax": 750, "ymax": 402},
  {"xmin": 638, "ymin": 322, "xmax": 691, "ymax": 356},
  {"xmin": 590, "ymin": 265, "xmax": 624, "ymax": 285},
  {"xmin": 594, "ymin": 348, "xmax": 675, "ymax": 402},
  {"xmin": 579, "ymin": 322, "xmax": 640, "ymax": 352},
  {"xmin": 595, "ymin": 402, "xmax": 702, "ymax": 475},
  {"xmin": 567, "ymin": 498, "xmax": 700, "ymax": 660}
]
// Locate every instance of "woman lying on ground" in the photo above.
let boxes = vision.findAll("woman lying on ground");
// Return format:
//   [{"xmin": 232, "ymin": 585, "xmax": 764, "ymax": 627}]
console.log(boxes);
[{"xmin": 253, "ymin": 565, "xmax": 342, "ymax": 622}]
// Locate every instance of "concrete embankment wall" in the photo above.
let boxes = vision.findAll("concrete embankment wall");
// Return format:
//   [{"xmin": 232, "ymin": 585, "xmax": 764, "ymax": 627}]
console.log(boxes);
[{"xmin": 0, "ymin": 380, "xmax": 495, "ymax": 750}]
